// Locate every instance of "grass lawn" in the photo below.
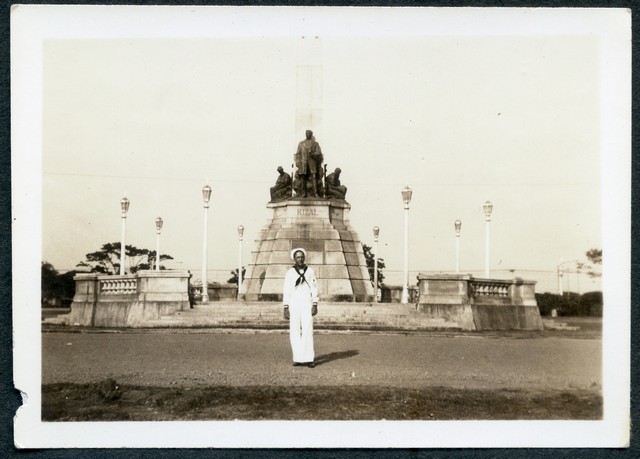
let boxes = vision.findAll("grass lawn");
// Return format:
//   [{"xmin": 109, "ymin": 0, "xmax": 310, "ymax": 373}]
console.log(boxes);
[{"xmin": 42, "ymin": 380, "xmax": 602, "ymax": 421}]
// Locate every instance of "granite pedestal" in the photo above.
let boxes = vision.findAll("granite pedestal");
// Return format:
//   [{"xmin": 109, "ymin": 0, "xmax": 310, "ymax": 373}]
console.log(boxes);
[{"xmin": 242, "ymin": 199, "xmax": 374, "ymax": 302}]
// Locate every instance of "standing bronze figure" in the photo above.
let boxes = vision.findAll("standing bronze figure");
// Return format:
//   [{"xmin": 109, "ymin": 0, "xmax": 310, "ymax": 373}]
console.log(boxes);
[{"xmin": 294, "ymin": 130, "xmax": 323, "ymax": 198}]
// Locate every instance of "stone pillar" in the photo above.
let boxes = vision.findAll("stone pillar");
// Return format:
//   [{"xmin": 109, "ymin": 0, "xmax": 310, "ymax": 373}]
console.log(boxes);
[
  {"xmin": 417, "ymin": 274, "xmax": 472, "ymax": 305},
  {"xmin": 136, "ymin": 270, "xmax": 190, "ymax": 315},
  {"xmin": 68, "ymin": 274, "xmax": 99, "ymax": 326},
  {"xmin": 415, "ymin": 274, "xmax": 476, "ymax": 329}
]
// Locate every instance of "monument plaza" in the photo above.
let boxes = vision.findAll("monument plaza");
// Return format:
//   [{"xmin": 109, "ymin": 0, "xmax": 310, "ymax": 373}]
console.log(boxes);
[{"xmin": 62, "ymin": 130, "xmax": 543, "ymax": 332}]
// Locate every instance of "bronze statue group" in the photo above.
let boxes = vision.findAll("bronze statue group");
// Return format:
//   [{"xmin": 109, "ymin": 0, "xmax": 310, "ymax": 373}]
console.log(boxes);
[{"xmin": 270, "ymin": 130, "xmax": 347, "ymax": 202}]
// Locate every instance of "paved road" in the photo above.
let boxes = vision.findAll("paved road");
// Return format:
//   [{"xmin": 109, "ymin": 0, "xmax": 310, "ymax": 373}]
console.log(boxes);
[{"xmin": 42, "ymin": 330, "xmax": 601, "ymax": 391}]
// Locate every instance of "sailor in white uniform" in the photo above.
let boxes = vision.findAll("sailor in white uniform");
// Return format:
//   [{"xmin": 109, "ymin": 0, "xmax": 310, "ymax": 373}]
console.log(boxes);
[{"xmin": 283, "ymin": 248, "xmax": 318, "ymax": 367}]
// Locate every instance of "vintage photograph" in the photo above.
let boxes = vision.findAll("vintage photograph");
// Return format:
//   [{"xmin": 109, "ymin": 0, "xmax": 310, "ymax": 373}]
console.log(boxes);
[{"xmin": 12, "ymin": 5, "xmax": 630, "ymax": 448}]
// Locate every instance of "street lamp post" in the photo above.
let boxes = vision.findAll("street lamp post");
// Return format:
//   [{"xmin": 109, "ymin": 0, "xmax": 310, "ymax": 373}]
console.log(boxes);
[
  {"xmin": 557, "ymin": 260, "xmax": 579, "ymax": 296},
  {"xmin": 483, "ymin": 200, "xmax": 493, "ymax": 278},
  {"xmin": 558, "ymin": 267, "xmax": 564, "ymax": 296},
  {"xmin": 373, "ymin": 226, "xmax": 380, "ymax": 303},
  {"xmin": 119, "ymin": 197, "xmax": 130, "ymax": 275},
  {"xmin": 237, "ymin": 225, "xmax": 244, "ymax": 300},
  {"xmin": 401, "ymin": 186, "xmax": 413, "ymax": 304},
  {"xmin": 155, "ymin": 217, "xmax": 163, "ymax": 271},
  {"xmin": 454, "ymin": 219, "xmax": 462, "ymax": 274},
  {"xmin": 201, "ymin": 185, "xmax": 212, "ymax": 303}
]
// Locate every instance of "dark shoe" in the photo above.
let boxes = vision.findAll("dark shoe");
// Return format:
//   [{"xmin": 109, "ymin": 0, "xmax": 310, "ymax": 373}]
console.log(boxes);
[
  {"xmin": 307, "ymin": 362, "xmax": 315, "ymax": 368},
  {"xmin": 293, "ymin": 362, "xmax": 303, "ymax": 367}
]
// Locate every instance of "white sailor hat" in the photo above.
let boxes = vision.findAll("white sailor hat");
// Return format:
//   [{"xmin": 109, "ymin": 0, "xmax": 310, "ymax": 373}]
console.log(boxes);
[{"xmin": 290, "ymin": 247, "xmax": 307, "ymax": 260}]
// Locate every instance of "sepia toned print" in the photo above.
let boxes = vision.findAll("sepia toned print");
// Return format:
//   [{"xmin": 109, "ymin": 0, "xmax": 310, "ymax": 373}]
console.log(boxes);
[{"xmin": 13, "ymin": 5, "xmax": 630, "ymax": 448}]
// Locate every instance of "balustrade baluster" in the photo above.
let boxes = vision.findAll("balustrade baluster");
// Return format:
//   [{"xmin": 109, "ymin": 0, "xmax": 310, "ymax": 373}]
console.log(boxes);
[{"xmin": 97, "ymin": 277, "xmax": 138, "ymax": 295}]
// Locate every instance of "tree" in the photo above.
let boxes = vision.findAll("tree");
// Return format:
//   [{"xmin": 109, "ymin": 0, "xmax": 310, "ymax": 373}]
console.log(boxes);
[
  {"xmin": 586, "ymin": 248, "xmax": 602, "ymax": 265},
  {"xmin": 535, "ymin": 292, "xmax": 566, "ymax": 316},
  {"xmin": 57, "ymin": 270, "xmax": 78, "ymax": 303},
  {"xmin": 227, "ymin": 267, "xmax": 246, "ymax": 284},
  {"xmin": 41, "ymin": 262, "xmax": 60, "ymax": 305},
  {"xmin": 77, "ymin": 242, "xmax": 174, "ymax": 275},
  {"xmin": 580, "ymin": 291, "xmax": 603, "ymax": 317},
  {"xmin": 584, "ymin": 248, "xmax": 602, "ymax": 278},
  {"xmin": 362, "ymin": 243, "xmax": 385, "ymax": 287},
  {"xmin": 146, "ymin": 250, "xmax": 175, "ymax": 271},
  {"xmin": 42, "ymin": 261, "xmax": 77, "ymax": 306},
  {"xmin": 535, "ymin": 291, "xmax": 602, "ymax": 317}
]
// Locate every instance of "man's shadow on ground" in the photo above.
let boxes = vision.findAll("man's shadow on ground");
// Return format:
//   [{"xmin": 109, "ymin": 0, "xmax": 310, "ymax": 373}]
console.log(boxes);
[{"xmin": 314, "ymin": 350, "xmax": 359, "ymax": 366}]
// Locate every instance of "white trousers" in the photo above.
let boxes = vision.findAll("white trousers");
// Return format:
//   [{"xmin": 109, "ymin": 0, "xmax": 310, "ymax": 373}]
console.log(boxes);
[{"xmin": 289, "ymin": 300, "xmax": 314, "ymax": 363}]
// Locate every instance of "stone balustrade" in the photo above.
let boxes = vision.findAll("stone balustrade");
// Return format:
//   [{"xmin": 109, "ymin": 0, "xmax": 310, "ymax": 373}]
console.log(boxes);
[
  {"xmin": 69, "ymin": 270, "xmax": 191, "ymax": 327},
  {"xmin": 470, "ymin": 280, "xmax": 510, "ymax": 297},
  {"xmin": 414, "ymin": 274, "xmax": 543, "ymax": 331},
  {"xmin": 100, "ymin": 277, "xmax": 138, "ymax": 295}
]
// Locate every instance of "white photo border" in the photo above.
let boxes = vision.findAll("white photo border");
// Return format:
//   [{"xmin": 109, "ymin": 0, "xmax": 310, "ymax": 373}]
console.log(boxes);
[{"xmin": 11, "ymin": 5, "xmax": 631, "ymax": 448}]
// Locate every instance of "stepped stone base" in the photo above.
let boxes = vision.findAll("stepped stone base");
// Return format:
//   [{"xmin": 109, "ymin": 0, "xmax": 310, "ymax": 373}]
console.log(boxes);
[
  {"xmin": 241, "ymin": 199, "xmax": 375, "ymax": 302},
  {"xmin": 144, "ymin": 302, "xmax": 462, "ymax": 331},
  {"xmin": 44, "ymin": 302, "xmax": 462, "ymax": 331}
]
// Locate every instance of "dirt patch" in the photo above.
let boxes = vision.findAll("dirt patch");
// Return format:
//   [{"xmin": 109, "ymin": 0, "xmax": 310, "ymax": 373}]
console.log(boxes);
[{"xmin": 42, "ymin": 380, "xmax": 602, "ymax": 421}]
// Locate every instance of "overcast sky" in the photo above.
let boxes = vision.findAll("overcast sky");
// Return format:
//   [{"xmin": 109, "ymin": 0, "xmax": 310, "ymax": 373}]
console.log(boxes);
[{"xmin": 24, "ymin": 7, "xmax": 628, "ymax": 292}]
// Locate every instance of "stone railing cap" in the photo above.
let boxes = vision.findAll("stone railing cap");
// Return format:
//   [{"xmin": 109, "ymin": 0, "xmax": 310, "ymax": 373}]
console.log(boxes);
[
  {"xmin": 97, "ymin": 274, "xmax": 137, "ymax": 281},
  {"xmin": 416, "ymin": 273, "xmax": 473, "ymax": 280},
  {"xmin": 73, "ymin": 273, "xmax": 99, "ymax": 280},
  {"xmin": 472, "ymin": 277, "xmax": 537, "ymax": 285},
  {"xmin": 136, "ymin": 270, "xmax": 191, "ymax": 278}
]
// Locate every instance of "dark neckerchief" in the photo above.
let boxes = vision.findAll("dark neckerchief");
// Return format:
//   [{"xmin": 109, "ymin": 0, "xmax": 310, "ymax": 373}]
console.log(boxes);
[{"xmin": 294, "ymin": 265, "xmax": 309, "ymax": 287}]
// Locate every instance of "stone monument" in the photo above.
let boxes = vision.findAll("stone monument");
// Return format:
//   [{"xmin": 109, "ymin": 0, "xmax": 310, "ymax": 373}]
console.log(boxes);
[{"xmin": 242, "ymin": 131, "xmax": 374, "ymax": 302}]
